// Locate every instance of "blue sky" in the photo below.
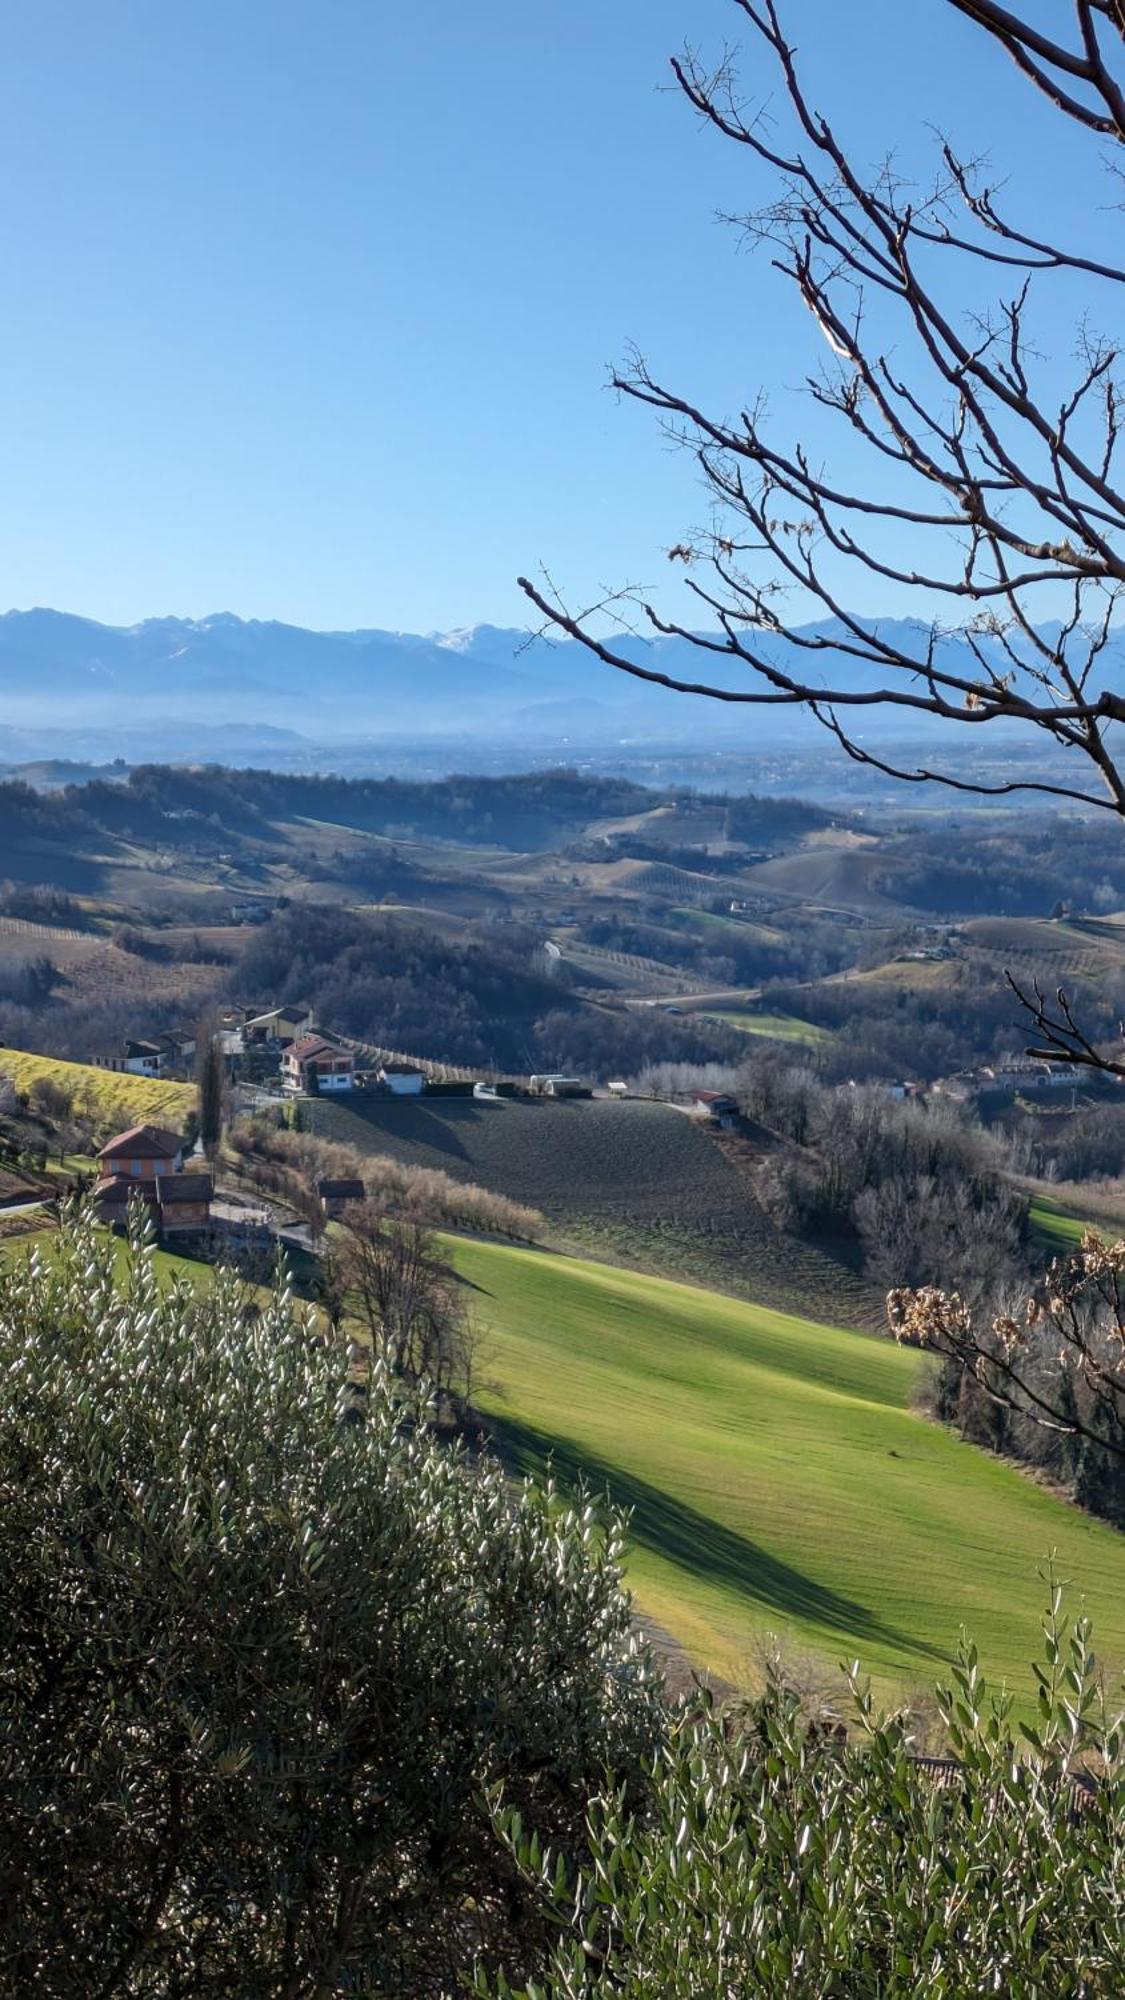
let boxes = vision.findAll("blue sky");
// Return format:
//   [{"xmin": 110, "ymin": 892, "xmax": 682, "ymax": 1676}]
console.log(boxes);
[{"xmin": 0, "ymin": 1, "xmax": 1107, "ymax": 630}]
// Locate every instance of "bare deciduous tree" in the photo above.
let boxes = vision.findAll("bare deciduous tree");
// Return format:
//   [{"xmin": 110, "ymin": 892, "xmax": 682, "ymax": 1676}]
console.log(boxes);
[
  {"xmin": 329, "ymin": 1201, "xmax": 477, "ymax": 1407},
  {"xmin": 890, "ymin": 1229, "xmax": 1125, "ymax": 1467},
  {"xmin": 520, "ymin": 0, "xmax": 1125, "ymax": 1075}
]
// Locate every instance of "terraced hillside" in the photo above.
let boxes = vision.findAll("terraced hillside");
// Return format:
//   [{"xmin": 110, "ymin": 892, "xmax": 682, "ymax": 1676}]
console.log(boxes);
[
  {"xmin": 452, "ymin": 1236, "xmax": 1125, "ymax": 1700},
  {"xmin": 964, "ymin": 914, "xmax": 1125, "ymax": 980},
  {"xmin": 309, "ymin": 1095, "xmax": 874, "ymax": 1321}
]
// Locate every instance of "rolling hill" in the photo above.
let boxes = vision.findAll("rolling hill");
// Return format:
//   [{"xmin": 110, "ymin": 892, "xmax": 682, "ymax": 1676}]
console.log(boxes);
[
  {"xmin": 308, "ymin": 1094, "xmax": 875, "ymax": 1321},
  {"xmin": 451, "ymin": 1235, "xmax": 1125, "ymax": 1701}
]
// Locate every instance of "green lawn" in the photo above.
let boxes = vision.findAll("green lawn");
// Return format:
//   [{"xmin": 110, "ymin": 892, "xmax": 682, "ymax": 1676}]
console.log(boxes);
[
  {"xmin": 712, "ymin": 1010, "xmax": 831, "ymax": 1047},
  {"xmin": 1028, "ymin": 1196, "xmax": 1087, "ymax": 1253},
  {"xmin": 1028, "ymin": 1194, "xmax": 1124, "ymax": 1255},
  {"xmin": 451, "ymin": 1236, "xmax": 1125, "ymax": 1702},
  {"xmin": 4, "ymin": 1227, "xmax": 220, "ymax": 1291}
]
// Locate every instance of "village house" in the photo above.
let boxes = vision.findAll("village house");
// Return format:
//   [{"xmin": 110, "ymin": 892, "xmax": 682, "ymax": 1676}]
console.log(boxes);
[
  {"xmin": 94, "ymin": 1122, "xmax": 212, "ymax": 1235},
  {"xmin": 93, "ymin": 1039, "xmax": 167, "ymax": 1078},
  {"xmin": 96, "ymin": 1170, "xmax": 214, "ymax": 1235},
  {"xmin": 96, "ymin": 1125, "xmax": 185, "ymax": 1178},
  {"xmin": 282, "ymin": 1035, "xmax": 356, "ymax": 1094}
]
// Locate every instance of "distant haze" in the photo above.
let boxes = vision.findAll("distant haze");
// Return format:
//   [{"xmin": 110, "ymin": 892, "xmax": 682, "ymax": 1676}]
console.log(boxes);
[{"xmin": 0, "ymin": 607, "xmax": 1103, "ymax": 772}]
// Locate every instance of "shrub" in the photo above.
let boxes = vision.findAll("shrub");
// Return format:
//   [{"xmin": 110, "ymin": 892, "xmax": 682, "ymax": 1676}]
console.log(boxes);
[
  {"xmin": 229, "ymin": 1117, "xmax": 545, "ymax": 1241},
  {"xmin": 0, "ymin": 1212, "xmax": 660, "ymax": 1994},
  {"xmin": 482, "ymin": 1588, "xmax": 1125, "ymax": 1998}
]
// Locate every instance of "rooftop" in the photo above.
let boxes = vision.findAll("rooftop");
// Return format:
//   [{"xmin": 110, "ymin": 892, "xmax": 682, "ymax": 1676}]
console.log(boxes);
[{"xmin": 97, "ymin": 1124, "xmax": 183, "ymax": 1161}]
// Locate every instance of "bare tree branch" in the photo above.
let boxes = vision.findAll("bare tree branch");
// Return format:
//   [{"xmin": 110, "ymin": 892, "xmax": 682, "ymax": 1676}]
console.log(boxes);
[{"xmin": 522, "ymin": 0, "xmax": 1125, "ymax": 821}]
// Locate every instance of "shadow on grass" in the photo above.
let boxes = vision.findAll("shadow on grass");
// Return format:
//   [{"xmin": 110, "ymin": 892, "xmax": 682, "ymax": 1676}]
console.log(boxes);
[{"xmin": 492, "ymin": 1413, "xmax": 945, "ymax": 1668}]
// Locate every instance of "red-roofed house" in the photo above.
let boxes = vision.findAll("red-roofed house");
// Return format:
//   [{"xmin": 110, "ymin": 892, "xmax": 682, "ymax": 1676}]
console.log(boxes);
[
  {"xmin": 281, "ymin": 1036, "xmax": 356, "ymax": 1095},
  {"xmin": 96, "ymin": 1125, "xmax": 185, "ymax": 1178}
]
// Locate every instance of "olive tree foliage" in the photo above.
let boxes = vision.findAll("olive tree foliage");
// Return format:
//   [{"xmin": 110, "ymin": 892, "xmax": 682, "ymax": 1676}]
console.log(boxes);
[
  {"xmin": 482, "ymin": 1588, "xmax": 1125, "ymax": 1999},
  {"xmin": 0, "ymin": 1210, "xmax": 661, "ymax": 1997},
  {"xmin": 519, "ymin": 0, "xmax": 1125, "ymax": 1079}
]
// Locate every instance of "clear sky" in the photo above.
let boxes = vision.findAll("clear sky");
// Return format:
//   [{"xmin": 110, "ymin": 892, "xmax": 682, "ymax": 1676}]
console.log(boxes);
[{"xmin": 0, "ymin": 0, "xmax": 1106, "ymax": 631}]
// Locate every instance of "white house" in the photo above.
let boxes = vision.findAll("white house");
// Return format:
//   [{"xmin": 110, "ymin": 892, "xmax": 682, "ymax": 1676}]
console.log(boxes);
[
  {"xmin": 379, "ymin": 1063, "xmax": 425, "ymax": 1096},
  {"xmin": 94, "ymin": 1039, "xmax": 167, "ymax": 1078}
]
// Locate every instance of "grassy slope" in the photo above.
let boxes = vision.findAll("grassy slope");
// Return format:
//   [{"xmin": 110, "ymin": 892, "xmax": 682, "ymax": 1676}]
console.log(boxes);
[
  {"xmin": 1028, "ymin": 1196, "xmax": 1088, "ymax": 1253},
  {"xmin": 713, "ymin": 1010, "xmax": 832, "ymax": 1046},
  {"xmin": 0, "ymin": 1049, "xmax": 193, "ymax": 1126},
  {"xmin": 1028, "ymin": 1192, "xmax": 1125, "ymax": 1253},
  {"xmin": 452, "ymin": 1235, "xmax": 1125, "ymax": 1701}
]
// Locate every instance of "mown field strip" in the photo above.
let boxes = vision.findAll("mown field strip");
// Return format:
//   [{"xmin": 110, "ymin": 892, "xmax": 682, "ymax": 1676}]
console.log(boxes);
[{"xmin": 449, "ymin": 1236, "xmax": 1125, "ymax": 1701}]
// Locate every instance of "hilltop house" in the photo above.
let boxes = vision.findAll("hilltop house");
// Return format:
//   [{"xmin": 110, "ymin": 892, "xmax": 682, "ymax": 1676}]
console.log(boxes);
[
  {"xmin": 282, "ymin": 1035, "xmax": 356, "ymax": 1094},
  {"xmin": 97, "ymin": 1125, "xmax": 185, "ymax": 1177},
  {"xmin": 93, "ymin": 1039, "xmax": 167, "ymax": 1078}
]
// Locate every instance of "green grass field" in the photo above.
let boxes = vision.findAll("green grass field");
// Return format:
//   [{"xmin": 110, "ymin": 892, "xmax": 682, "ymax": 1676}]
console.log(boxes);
[
  {"xmin": 4, "ymin": 1226, "xmax": 221, "ymax": 1292},
  {"xmin": 1028, "ymin": 1196, "xmax": 1088, "ymax": 1253},
  {"xmin": 0, "ymin": 1048, "xmax": 193, "ymax": 1127},
  {"xmin": 452, "ymin": 1236, "xmax": 1125, "ymax": 1702},
  {"xmin": 712, "ymin": 1010, "xmax": 831, "ymax": 1046},
  {"xmin": 1028, "ymin": 1194, "xmax": 1125, "ymax": 1255}
]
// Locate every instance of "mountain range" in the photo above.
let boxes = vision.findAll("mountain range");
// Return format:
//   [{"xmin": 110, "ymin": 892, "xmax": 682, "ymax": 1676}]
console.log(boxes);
[{"xmin": 0, "ymin": 606, "xmax": 1115, "ymax": 768}]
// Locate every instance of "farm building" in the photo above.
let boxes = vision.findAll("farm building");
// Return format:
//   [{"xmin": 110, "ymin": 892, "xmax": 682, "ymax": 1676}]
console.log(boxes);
[
  {"xmin": 690, "ymin": 1089, "xmax": 739, "ymax": 1127},
  {"xmin": 529, "ymin": 1075, "xmax": 587, "ymax": 1098},
  {"xmin": 317, "ymin": 1176, "xmax": 366, "ymax": 1217},
  {"xmin": 282, "ymin": 1036, "xmax": 356, "ymax": 1095},
  {"xmin": 379, "ymin": 1063, "xmax": 425, "ymax": 1096},
  {"xmin": 93, "ymin": 1039, "xmax": 167, "ymax": 1078},
  {"xmin": 934, "ymin": 1061, "xmax": 1080, "ymax": 1104},
  {"xmin": 96, "ymin": 1169, "xmax": 213, "ymax": 1235},
  {"xmin": 97, "ymin": 1125, "xmax": 186, "ymax": 1178}
]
